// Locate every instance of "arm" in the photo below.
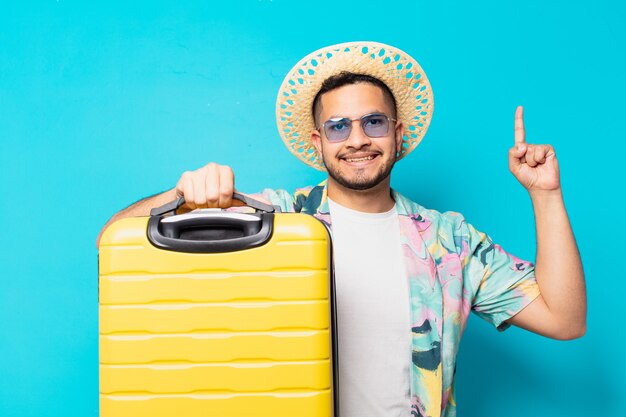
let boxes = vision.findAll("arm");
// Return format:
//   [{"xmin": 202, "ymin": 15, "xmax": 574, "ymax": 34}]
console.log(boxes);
[
  {"xmin": 96, "ymin": 163, "xmax": 237, "ymax": 247},
  {"xmin": 504, "ymin": 106, "xmax": 586, "ymax": 340}
]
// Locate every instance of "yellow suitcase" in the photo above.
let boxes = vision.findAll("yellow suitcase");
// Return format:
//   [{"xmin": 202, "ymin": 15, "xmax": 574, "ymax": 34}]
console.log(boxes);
[{"xmin": 99, "ymin": 195, "xmax": 337, "ymax": 417}]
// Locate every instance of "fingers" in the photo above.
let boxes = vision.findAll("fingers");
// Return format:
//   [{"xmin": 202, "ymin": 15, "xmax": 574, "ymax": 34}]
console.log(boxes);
[
  {"xmin": 514, "ymin": 105, "xmax": 525, "ymax": 145},
  {"xmin": 532, "ymin": 146, "xmax": 548, "ymax": 166},
  {"xmin": 527, "ymin": 145, "xmax": 554, "ymax": 167},
  {"xmin": 176, "ymin": 171, "xmax": 196, "ymax": 209},
  {"xmin": 175, "ymin": 163, "xmax": 236, "ymax": 209},
  {"xmin": 525, "ymin": 145, "xmax": 538, "ymax": 167},
  {"xmin": 203, "ymin": 163, "xmax": 220, "ymax": 207},
  {"xmin": 217, "ymin": 165, "xmax": 234, "ymax": 207},
  {"xmin": 509, "ymin": 144, "xmax": 555, "ymax": 169}
]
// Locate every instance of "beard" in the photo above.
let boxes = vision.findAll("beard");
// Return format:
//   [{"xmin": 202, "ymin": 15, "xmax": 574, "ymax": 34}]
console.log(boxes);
[{"xmin": 322, "ymin": 149, "xmax": 397, "ymax": 191}]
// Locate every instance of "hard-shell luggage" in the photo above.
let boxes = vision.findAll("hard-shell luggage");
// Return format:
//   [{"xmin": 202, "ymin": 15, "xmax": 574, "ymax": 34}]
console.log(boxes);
[{"xmin": 98, "ymin": 195, "xmax": 337, "ymax": 417}]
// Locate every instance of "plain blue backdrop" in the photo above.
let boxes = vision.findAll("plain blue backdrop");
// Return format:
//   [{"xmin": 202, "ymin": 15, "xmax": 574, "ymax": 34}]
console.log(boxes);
[{"xmin": 1, "ymin": 1, "xmax": 624, "ymax": 416}]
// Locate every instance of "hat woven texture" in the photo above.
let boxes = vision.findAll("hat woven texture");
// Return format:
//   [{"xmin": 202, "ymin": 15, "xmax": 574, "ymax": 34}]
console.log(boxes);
[{"xmin": 276, "ymin": 41, "xmax": 434, "ymax": 171}]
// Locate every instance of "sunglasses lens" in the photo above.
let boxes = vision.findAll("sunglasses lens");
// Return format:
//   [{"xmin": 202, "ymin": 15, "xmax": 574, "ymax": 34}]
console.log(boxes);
[
  {"xmin": 322, "ymin": 114, "xmax": 391, "ymax": 141},
  {"xmin": 324, "ymin": 119, "xmax": 352, "ymax": 142},
  {"xmin": 362, "ymin": 114, "xmax": 390, "ymax": 137}
]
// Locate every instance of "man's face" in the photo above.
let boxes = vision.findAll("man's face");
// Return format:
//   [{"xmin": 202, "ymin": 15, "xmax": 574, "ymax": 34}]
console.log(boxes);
[{"xmin": 312, "ymin": 83, "xmax": 404, "ymax": 192}]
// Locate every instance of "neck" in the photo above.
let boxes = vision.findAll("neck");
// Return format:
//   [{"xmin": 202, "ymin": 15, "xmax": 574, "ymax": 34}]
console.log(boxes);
[{"xmin": 326, "ymin": 176, "xmax": 395, "ymax": 213}]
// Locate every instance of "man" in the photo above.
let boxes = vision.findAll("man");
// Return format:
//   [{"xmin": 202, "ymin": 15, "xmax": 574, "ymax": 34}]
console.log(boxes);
[{"xmin": 98, "ymin": 42, "xmax": 586, "ymax": 417}]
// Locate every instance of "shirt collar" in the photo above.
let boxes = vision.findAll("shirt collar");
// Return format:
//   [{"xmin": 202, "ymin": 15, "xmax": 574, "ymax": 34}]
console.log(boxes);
[
  {"xmin": 302, "ymin": 179, "xmax": 426, "ymax": 222},
  {"xmin": 300, "ymin": 180, "xmax": 330, "ymax": 216}
]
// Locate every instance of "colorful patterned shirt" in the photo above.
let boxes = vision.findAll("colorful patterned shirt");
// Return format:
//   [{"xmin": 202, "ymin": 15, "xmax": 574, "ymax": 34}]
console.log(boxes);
[{"xmin": 251, "ymin": 180, "xmax": 540, "ymax": 417}]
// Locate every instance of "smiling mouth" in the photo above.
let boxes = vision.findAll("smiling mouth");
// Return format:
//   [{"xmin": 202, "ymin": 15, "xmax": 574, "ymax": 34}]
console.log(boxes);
[{"xmin": 344, "ymin": 155, "xmax": 375, "ymax": 162}]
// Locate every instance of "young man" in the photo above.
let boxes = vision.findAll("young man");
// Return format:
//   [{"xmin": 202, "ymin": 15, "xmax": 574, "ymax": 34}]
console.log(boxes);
[{"xmin": 98, "ymin": 42, "xmax": 586, "ymax": 417}]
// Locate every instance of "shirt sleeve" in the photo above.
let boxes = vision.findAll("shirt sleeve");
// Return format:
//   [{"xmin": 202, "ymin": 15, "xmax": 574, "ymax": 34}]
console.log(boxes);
[{"xmin": 459, "ymin": 219, "xmax": 541, "ymax": 331}]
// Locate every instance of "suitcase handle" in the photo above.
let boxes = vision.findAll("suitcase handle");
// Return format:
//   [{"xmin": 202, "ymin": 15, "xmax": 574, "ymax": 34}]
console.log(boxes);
[
  {"xmin": 146, "ymin": 210, "xmax": 274, "ymax": 253},
  {"xmin": 146, "ymin": 192, "xmax": 276, "ymax": 253},
  {"xmin": 150, "ymin": 192, "xmax": 278, "ymax": 216}
]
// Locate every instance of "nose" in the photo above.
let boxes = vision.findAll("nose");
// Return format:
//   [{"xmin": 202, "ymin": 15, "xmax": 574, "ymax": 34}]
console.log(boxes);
[{"xmin": 344, "ymin": 120, "xmax": 372, "ymax": 149}]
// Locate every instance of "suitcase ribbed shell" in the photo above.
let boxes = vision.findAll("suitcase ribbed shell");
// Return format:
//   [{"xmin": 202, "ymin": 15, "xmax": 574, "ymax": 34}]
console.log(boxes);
[{"xmin": 99, "ymin": 213, "xmax": 334, "ymax": 417}]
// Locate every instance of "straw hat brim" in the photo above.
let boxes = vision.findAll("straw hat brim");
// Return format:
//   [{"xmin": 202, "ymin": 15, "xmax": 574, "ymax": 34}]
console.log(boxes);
[{"xmin": 276, "ymin": 41, "xmax": 434, "ymax": 171}]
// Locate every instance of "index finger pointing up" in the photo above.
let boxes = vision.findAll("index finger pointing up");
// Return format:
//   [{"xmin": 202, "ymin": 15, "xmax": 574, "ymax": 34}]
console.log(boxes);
[{"xmin": 514, "ymin": 105, "xmax": 526, "ymax": 144}]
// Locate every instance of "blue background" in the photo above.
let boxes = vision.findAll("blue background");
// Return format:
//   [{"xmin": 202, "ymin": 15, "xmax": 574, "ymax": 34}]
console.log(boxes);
[{"xmin": 1, "ymin": 1, "xmax": 624, "ymax": 415}]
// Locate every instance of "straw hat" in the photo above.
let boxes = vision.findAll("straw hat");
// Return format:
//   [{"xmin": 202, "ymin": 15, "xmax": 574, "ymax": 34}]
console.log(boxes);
[{"xmin": 276, "ymin": 41, "xmax": 434, "ymax": 171}]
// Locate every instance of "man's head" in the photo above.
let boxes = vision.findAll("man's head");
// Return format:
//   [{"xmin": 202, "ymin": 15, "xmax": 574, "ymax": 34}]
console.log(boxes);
[
  {"xmin": 275, "ymin": 42, "xmax": 434, "ymax": 171},
  {"xmin": 311, "ymin": 74, "xmax": 404, "ymax": 192}
]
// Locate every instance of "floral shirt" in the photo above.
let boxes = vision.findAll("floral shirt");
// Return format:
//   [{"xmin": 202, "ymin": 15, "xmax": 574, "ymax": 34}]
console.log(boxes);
[{"xmin": 252, "ymin": 181, "xmax": 540, "ymax": 417}]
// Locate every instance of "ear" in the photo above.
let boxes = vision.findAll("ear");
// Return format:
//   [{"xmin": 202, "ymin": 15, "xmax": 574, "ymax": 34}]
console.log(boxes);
[
  {"xmin": 311, "ymin": 129, "xmax": 323, "ymax": 155},
  {"xmin": 394, "ymin": 121, "xmax": 405, "ymax": 156}
]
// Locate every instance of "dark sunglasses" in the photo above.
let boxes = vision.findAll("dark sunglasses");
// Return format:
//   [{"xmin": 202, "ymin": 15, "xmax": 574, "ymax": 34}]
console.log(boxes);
[{"xmin": 317, "ymin": 113, "xmax": 397, "ymax": 142}]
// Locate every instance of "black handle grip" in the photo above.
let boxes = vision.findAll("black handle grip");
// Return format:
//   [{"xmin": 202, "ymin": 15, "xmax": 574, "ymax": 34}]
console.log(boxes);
[
  {"xmin": 150, "ymin": 192, "xmax": 278, "ymax": 216},
  {"xmin": 147, "ymin": 211, "xmax": 274, "ymax": 253}
]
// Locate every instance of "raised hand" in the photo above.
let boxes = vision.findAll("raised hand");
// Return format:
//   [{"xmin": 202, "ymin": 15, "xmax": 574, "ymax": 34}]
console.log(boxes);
[{"xmin": 508, "ymin": 106, "xmax": 561, "ymax": 192}]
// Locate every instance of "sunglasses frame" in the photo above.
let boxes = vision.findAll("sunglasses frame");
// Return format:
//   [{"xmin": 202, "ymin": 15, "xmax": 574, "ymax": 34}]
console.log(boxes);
[{"xmin": 317, "ymin": 113, "xmax": 398, "ymax": 143}]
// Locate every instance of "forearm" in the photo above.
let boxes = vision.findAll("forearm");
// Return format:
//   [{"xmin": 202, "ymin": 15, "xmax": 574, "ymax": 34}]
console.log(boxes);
[
  {"xmin": 530, "ymin": 188, "xmax": 586, "ymax": 335},
  {"xmin": 96, "ymin": 188, "xmax": 177, "ymax": 247}
]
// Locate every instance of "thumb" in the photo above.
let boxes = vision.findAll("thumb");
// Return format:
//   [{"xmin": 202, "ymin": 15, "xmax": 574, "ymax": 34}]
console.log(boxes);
[{"xmin": 508, "ymin": 144, "xmax": 525, "ymax": 171}]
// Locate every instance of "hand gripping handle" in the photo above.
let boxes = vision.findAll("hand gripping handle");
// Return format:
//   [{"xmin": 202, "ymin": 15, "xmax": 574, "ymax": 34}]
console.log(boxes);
[{"xmin": 150, "ymin": 192, "xmax": 279, "ymax": 216}]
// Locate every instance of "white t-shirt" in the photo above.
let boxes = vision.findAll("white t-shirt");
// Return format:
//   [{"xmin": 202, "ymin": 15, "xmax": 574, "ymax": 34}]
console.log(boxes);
[{"xmin": 328, "ymin": 198, "xmax": 411, "ymax": 417}]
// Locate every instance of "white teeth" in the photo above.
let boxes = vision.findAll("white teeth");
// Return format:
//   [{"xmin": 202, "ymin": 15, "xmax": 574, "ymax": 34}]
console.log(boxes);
[{"xmin": 345, "ymin": 156, "xmax": 374, "ymax": 162}]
